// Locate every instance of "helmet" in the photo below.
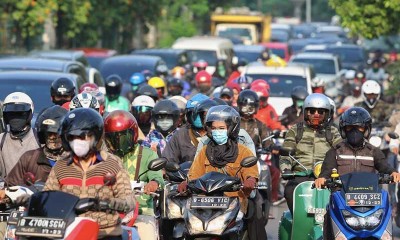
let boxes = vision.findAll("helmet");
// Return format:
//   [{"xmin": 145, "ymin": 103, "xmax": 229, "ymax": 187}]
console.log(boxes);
[
  {"xmin": 3, "ymin": 92, "xmax": 34, "ymax": 136},
  {"xmin": 185, "ymin": 93, "xmax": 209, "ymax": 125},
  {"xmin": 291, "ymin": 86, "xmax": 308, "ymax": 108},
  {"xmin": 250, "ymin": 79, "xmax": 270, "ymax": 90},
  {"xmin": 303, "ymin": 93, "xmax": 331, "ymax": 127},
  {"xmin": 220, "ymin": 87, "xmax": 233, "ymax": 99},
  {"xmin": 152, "ymin": 100, "xmax": 180, "ymax": 135},
  {"xmin": 79, "ymin": 83, "xmax": 99, "ymax": 94},
  {"xmin": 50, "ymin": 77, "xmax": 76, "ymax": 105},
  {"xmin": 193, "ymin": 59, "xmax": 208, "ymax": 69},
  {"xmin": 170, "ymin": 96, "xmax": 187, "ymax": 127},
  {"xmin": 171, "ymin": 66, "xmax": 186, "ymax": 78},
  {"xmin": 355, "ymin": 71, "xmax": 365, "ymax": 80},
  {"xmin": 59, "ymin": 108, "xmax": 104, "ymax": 153},
  {"xmin": 327, "ymin": 97, "xmax": 336, "ymax": 123},
  {"xmin": 104, "ymin": 110, "xmax": 138, "ymax": 157},
  {"xmin": 69, "ymin": 92, "xmax": 100, "ymax": 112},
  {"xmin": 212, "ymin": 97, "xmax": 228, "ymax": 106},
  {"xmin": 105, "ymin": 75, "xmax": 123, "ymax": 101},
  {"xmin": 339, "ymin": 107, "xmax": 372, "ymax": 139},
  {"xmin": 251, "ymin": 85, "xmax": 269, "ymax": 100},
  {"xmin": 260, "ymin": 49, "xmax": 271, "ymax": 61},
  {"xmin": 167, "ymin": 78, "xmax": 184, "ymax": 96},
  {"xmin": 237, "ymin": 89, "xmax": 259, "ymax": 116},
  {"xmin": 205, "ymin": 105, "xmax": 241, "ymax": 140},
  {"xmin": 236, "ymin": 76, "xmax": 252, "ymax": 90},
  {"xmin": 137, "ymin": 84, "xmax": 159, "ymax": 102},
  {"xmin": 129, "ymin": 73, "xmax": 146, "ymax": 90},
  {"xmin": 131, "ymin": 95, "xmax": 155, "ymax": 126},
  {"xmin": 195, "ymin": 70, "xmax": 212, "ymax": 85},
  {"xmin": 361, "ymin": 80, "xmax": 381, "ymax": 108},
  {"xmin": 155, "ymin": 65, "xmax": 169, "ymax": 77},
  {"xmin": 191, "ymin": 99, "xmax": 218, "ymax": 129},
  {"xmin": 344, "ymin": 70, "xmax": 356, "ymax": 80},
  {"xmin": 36, "ymin": 105, "xmax": 68, "ymax": 145},
  {"xmin": 141, "ymin": 69, "xmax": 154, "ymax": 81},
  {"xmin": 148, "ymin": 77, "xmax": 166, "ymax": 89}
]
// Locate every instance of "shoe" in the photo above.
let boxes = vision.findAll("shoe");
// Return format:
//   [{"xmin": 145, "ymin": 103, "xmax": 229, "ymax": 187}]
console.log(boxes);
[{"xmin": 272, "ymin": 198, "xmax": 286, "ymax": 206}]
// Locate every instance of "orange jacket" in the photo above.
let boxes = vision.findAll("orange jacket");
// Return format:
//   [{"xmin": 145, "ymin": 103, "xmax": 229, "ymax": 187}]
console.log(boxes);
[{"xmin": 255, "ymin": 105, "xmax": 284, "ymax": 130}]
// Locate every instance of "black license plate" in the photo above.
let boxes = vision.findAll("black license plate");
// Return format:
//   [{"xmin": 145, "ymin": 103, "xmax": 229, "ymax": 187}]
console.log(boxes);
[
  {"xmin": 15, "ymin": 217, "xmax": 66, "ymax": 238},
  {"xmin": 345, "ymin": 193, "xmax": 382, "ymax": 206},
  {"xmin": 0, "ymin": 212, "xmax": 10, "ymax": 222},
  {"xmin": 191, "ymin": 196, "xmax": 229, "ymax": 209}
]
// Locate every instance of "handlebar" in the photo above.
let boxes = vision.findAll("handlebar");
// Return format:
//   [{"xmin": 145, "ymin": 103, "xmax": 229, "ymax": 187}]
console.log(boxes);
[
  {"xmin": 311, "ymin": 173, "xmax": 394, "ymax": 189},
  {"xmin": 134, "ymin": 189, "xmax": 160, "ymax": 198}
]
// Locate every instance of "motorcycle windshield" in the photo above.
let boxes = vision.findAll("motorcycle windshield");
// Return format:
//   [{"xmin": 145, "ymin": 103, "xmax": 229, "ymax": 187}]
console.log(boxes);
[
  {"xmin": 27, "ymin": 191, "xmax": 80, "ymax": 219},
  {"xmin": 188, "ymin": 171, "xmax": 241, "ymax": 194},
  {"xmin": 166, "ymin": 161, "xmax": 192, "ymax": 182},
  {"xmin": 340, "ymin": 172, "xmax": 380, "ymax": 194}
]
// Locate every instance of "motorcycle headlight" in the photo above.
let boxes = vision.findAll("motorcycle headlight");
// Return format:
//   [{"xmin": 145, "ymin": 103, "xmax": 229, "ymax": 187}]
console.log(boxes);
[
  {"xmin": 207, "ymin": 199, "xmax": 239, "ymax": 234},
  {"xmin": 341, "ymin": 209, "xmax": 383, "ymax": 230},
  {"xmin": 167, "ymin": 199, "xmax": 182, "ymax": 219},
  {"xmin": 187, "ymin": 211, "xmax": 204, "ymax": 234}
]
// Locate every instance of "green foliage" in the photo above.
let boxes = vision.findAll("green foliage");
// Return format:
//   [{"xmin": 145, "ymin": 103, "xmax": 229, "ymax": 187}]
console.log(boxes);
[{"xmin": 329, "ymin": 0, "xmax": 400, "ymax": 39}]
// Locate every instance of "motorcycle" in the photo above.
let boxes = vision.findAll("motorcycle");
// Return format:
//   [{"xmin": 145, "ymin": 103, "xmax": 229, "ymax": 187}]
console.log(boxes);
[
  {"xmin": 369, "ymin": 122, "xmax": 395, "ymax": 157},
  {"xmin": 278, "ymin": 148, "xmax": 330, "ymax": 240},
  {"xmin": 323, "ymin": 171, "xmax": 393, "ymax": 239}
]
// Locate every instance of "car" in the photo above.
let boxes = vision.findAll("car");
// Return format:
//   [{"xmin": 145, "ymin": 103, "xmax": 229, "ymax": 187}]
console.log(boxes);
[
  {"xmin": 131, "ymin": 48, "xmax": 189, "ymax": 69},
  {"xmin": 0, "ymin": 57, "xmax": 88, "ymax": 88},
  {"xmin": 99, "ymin": 55, "xmax": 168, "ymax": 96},
  {"xmin": 261, "ymin": 42, "xmax": 292, "ymax": 62},
  {"xmin": 233, "ymin": 45, "xmax": 267, "ymax": 62},
  {"xmin": 74, "ymin": 48, "xmax": 117, "ymax": 69},
  {"xmin": 0, "ymin": 71, "xmax": 81, "ymax": 122},
  {"xmin": 289, "ymin": 52, "xmax": 343, "ymax": 98},
  {"xmin": 243, "ymin": 63, "xmax": 314, "ymax": 115},
  {"xmin": 29, "ymin": 50, "xmax": 90, "ymax": 67}
]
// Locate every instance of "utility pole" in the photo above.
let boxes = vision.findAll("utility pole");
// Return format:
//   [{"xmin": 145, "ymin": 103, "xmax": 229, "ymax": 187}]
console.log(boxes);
[{"xmin": 306, "ymin": 0, "xmax": 312, "ymax": 23}]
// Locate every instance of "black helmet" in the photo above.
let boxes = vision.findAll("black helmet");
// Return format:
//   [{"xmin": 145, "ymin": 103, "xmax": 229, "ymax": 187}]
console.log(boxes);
[
  {"xmin": 152, "ymin": 100, "xmax": 180, "ymax": 135},
  {"xmin": 205, "ymin": 105, "xmax": 241, "ymax": 140},
  {"xmin": 339, "ymin": 107, "xmax": 372, "ymax": 139},
  {"xmin": 105, "ymin": 75, "xmax": 123, "ymax": 101},
  {"xmin": 36, "ymin": 105, "xmax": 68, "ymax": 145},
  {"xmin": 137, "ymin": 84, "xmax": 159, "ymax": 102},
  {"xmin": 167, "ymin": 78, "xmax": 184, "ymax": 96},
  {"xmin": 237, "ymin": 89, "xmax": 259, "ymax": 116},
  {"xmin": 50, "ymin": 77, "xmax": 76, "ymax": 105},
  {"xmin": 191, "ymin": 99, "xmax": 218, "ymax": 130},
  {"xmin": 156, "ymin": 65, "xmax": 169, "ymax": 77},
  {"xmin": 291, "ymin": 86, "xmax": 309, "ymax": 108},
  {"xmin": 59, "ymin": 108, "xmax": 104, "ymax": 152},
  {"xmin": 212, "ymin": 97, "xmax": 228, "ymax": 106}
]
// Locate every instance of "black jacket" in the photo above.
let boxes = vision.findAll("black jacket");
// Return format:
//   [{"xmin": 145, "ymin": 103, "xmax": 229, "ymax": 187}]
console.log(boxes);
[
  {"xmin": 281, "ymin": 105, "xmax": 303, "ymax": 128},
  {"xmin": 162, "ymin": 125, "xmax": 199, "ymax": 164}
]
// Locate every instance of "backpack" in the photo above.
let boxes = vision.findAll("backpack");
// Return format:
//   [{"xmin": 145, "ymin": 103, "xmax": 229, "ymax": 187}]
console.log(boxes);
[{"xmin": 294, "ymin": 122, "xmax": 334, "ymax": 148}]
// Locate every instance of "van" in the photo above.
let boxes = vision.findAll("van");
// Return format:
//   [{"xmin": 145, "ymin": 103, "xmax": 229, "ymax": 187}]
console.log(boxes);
[{"xmin": 172, "ymin": 36, "xmax": 234, "ymax": 74}]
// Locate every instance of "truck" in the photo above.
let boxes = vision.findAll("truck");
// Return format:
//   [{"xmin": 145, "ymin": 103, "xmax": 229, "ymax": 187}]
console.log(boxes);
[{"xmin": 210, "ymin": 7, "xmax": 272, "ymax": 45}]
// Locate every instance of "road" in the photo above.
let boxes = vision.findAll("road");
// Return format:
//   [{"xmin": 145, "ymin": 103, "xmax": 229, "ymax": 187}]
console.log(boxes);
[{"xmin": 265, "ymin": 203, "xmax": 400, "ymax": 240}]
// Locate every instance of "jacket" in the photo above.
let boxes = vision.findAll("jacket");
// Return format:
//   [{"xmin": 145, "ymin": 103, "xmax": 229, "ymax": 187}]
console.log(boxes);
[
  {"xmin": 355, "ymin": 100, "xmax": 393, "ymax": 123},
  {"xmin": 188, "ymin": 144, "xmax": 258, "ymax": 213},
  {"xmin": 105, "ymin": 96, "xmax": 131, "ymax": 112},
  {"xmin": 142, "ymin": 129, "xmax": 177, "ymax": 156},
  {"xmin": 281, "ymin": 105, "xmax": 303, "ymax": 128},
  {"xmin": 44, "ymin": 151, "xmax": 135, "ymax": 237},
  {"xmin": 279, "ymin": 123, "xmax": 342, "ymax": 172},
  {"xmin": 255, "ymin": 105, "xmax": 283, "ymax": 130},
  {"xmin": 240, "ymin": 117, "xmax": 271, "ymax": 149},
  {"xmin": 121, "ymin": 144, "xmax": 164, "ymax": 216},
  {"xmin": 319, "ymin": 141, "xmax": 396, "ymax": 179},
  {"xmin": 162, "ymin": 125, "xmax": 200, "ymax": 163}
]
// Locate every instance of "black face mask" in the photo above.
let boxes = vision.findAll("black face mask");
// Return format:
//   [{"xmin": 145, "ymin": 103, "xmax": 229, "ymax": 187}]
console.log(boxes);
[
  {"xmin": 9, "ymin": 118, "xmax": 27, "ymax": 132},
  {"xmin": 346, "ymin": 129, "xmax": 365, "ymax": 147},
  {"xmin": 169, "ymin": 89, "xmax": 182, "ymax": 96},
  {"xmin": 53, "ymin": 99, "xmax": 69, "ymax": 106}
]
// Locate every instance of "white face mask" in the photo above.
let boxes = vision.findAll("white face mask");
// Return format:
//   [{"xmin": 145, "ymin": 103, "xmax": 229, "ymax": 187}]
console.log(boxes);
[
  {"xmin": 69, "ymin": 139, "xmax": 92, "ymax": 157},
  {"xmin": 157, "ymin": 119, "xmax": 174, "ymax": 131}
]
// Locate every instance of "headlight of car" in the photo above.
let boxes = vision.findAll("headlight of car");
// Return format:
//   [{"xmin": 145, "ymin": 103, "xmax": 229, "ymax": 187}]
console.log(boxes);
[{"xmin": 342, "ymin": 209, "xmax": 383, "ymax": 230}]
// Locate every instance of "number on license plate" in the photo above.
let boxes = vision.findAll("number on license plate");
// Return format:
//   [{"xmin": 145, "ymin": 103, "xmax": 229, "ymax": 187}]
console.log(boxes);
[
  {"xmin": 15, "ymin": 217, "xmax": 66, "ymax": 238},
  {"xmin": 191, "ymin": 196, "xmax": 229, "ymax": 209},
  {"xmin": 345, "ymin": 193, "xmax": 382, "ymax": 206}
]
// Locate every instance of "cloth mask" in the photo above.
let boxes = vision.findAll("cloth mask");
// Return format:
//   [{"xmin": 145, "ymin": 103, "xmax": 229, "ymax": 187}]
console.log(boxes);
[
  {"xmin": 193, "ymin": 115, "xmax": 203, "ymax": 129},
  {"xmin": 69, "ymin": 139, "xmax": 92, "ymax": 157},
  {"xmin": 157, "ymin": 119, "xmax": 174, "ymax": 131},
  {"xmin": 9, "ymin": 118, "xmax": 27, "ymax": 132},
  {"xmin": 212, "ymin": 129, "xmax": 228, "ymax": 145},
  {"xmin": 346, "ymin": 128, "xmax": 364, "ymax": 147}
]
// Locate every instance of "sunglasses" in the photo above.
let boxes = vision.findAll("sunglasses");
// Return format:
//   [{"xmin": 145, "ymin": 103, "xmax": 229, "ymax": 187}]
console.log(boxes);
[{"xmin": 307, "ymin": 108, "xmax": 326, "ymax": 115}]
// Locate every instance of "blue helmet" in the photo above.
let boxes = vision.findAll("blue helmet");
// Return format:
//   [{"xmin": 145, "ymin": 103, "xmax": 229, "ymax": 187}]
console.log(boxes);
[
  {"xmin": 130, "ymin": 73, "xmax": 146, "ymax": 86},
  {"xmin": 185, "ymin": 93, "xmax": 209, "ymax": 126}
]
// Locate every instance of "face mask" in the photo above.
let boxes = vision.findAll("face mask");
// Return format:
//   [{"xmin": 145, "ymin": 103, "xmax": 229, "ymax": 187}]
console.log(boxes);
[
  {"xmin": 346, "ymin": 128, "xmax": 364, "ymax": 147},
  {"xmin": 46, "ymin": 135, "xmax": 63, "ymax": 150},
  {"xmin": 53, "ymin": 99, "xmax": 69, "ymax": 106},
  {"xmin": 198, "ymin": 85, "xmax": 210, "ymax": 93},
  {"xmin": 168, "ymin": 88, "xmax": 182, "ymax": 96},
  {"xmin": 218, "ymin": 67, "xmax": 226, "ymax": 77},
  {"xmin": 69, "ymin": 139, "xmax": 92, "ymax": 157},
  {"xmin": 9, "ymin": 118, "xmax": 27, "ymax": 132},
  {"xmin": 296, "ymin": 100, "xmax": 304, "ymax": 109},
  {"xmin": 157, "ymin": 119, "xmax": 174, "ymax": 131},
  {"xmin": 193, "ymin": 115, "xmax": 203, "ymax": 129},
  {"xmin": 212, "ymin": 129, "xmax": 228, "ymax": 145}
]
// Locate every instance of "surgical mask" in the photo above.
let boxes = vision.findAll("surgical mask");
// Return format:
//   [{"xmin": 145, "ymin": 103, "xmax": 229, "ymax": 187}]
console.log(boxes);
[
  {"xmin": 212, "ymin": 129, "xmax": 228, "ymax": 145},
  {"xmin": 157, "ymin": 119, "xmax": 174, "ymax": 131},
  {"xmin": 193, "ymin": 115, "xmax": 203, "ymax": 129},
  {"xmin": 296, "ymin": 100, "xmax": 304, "ymax": 109},
  {"xmin": 346, "ymin": 129, "xmax": 364, "ymax": 147},
  {"xmin": 9, "ymin": 118, "xmax": 27, "ymax": 132},
  {"xmin": 69, "ymin": 139, "xmax": 92, "ymax": 157}
]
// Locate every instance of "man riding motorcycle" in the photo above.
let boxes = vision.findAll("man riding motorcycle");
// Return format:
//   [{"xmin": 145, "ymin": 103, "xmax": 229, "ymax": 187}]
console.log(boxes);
[
  {"xmin": 105, "ymin": 75, "xmax": 131, "ymax": 112},
  {"xmin": 281, "ymin": 86, "xmax": 309, "ymax": 128},
  {"xmin": 50, "ymin": 77, "xmax": 76, "ymax": 107}
]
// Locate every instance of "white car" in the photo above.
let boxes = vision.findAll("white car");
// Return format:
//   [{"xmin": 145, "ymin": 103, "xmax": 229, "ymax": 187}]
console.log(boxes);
[{"xmin": 243, "ymin": 63, "xmax": 313, "ymax": 115}]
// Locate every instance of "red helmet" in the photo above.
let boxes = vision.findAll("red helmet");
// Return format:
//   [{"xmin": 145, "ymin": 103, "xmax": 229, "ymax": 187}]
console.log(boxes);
[
  {"xmin": 104, "ymin": 110, "xmax": 138, "ymax": 157},
  {"xmin": 193, "ymin": 59, "xmax": 208, "ymax": 68},
  {"xmin": 250, "ymin": 79, "xmax": 270, "ymax": 91},
  {"xmin": 79, "ymin": 83, "xmax": 99, "ymax": 94},
  {"xmin": 251, "ymin": 85, "xmax": 269, "ymax": 98},
  {"xmin": 195, "ymin": 70, "xmax": 212, "ymax": 84}
]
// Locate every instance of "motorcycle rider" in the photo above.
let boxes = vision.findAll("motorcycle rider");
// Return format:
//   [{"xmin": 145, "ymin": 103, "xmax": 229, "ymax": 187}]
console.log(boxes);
[
  {"xmin": 137, "ymin": 84, "xmax": 159, "ymax": 103},
  {"xmin": 166, "ymin": 77, "xmax": 184, "ymax": 97},
  {"xmin": 365, "ymin": 58, "xmax": 387, "ymax": 84},
  {"xmin": 104, "ymin": 110, "xmax": 164, "ymax": 240},
  {"xmin": 281, "ymin": 86, "xmax": 309, "ymax": 128},
  {"xmin": 338, "ymin": 83, "xmax": 362, "ymax": 113},
  {"xmin": 126, "ymin": 72, "xmax": 146, "ymax": 102},
  {"xmin": 189, "ymin": 70, "xmax": 214, "ymax": 97},
  {"xmin": 50, "ymin": 77, "xmax": 76, "ymax": 108},
  {"xmin": 104, "ymin": 74, "xmax": 130, "ymax": 112},
  {"xmin": 44, "ymin": 108, "xmax": 135, "ymax": 239},
  {"xmin": 131, "ymin": 95, "xmax": 155, "ymax": 139},
  {"xmin": 69, "ymin": 92, "xmax": 101, "ymax": 112},
  {"xmin": 142, "ymin": 100, "xmax": 180, "ymax": 155},
  {"xmin": 0, "ymin": 92, "xmax": 40, "ymax": 178},
  {"xmin": 280, "ymin": 93, "xmax": 342, "ymax": 215},
  {"xmin": 148, "ymin": 77, "xmax": 167, "ymax": 100},
  {"xmin": 169, "ymin": 96, "xmax": 187, "ymax": 127}
]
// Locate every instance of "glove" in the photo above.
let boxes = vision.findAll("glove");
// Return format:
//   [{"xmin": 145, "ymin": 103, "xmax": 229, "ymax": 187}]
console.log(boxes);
[
  {"xmin": 109, "ymin": 198, "xmax": 130, "ymax": 212},
  {"xmin": 15, "ymin": 194, "xmax": 31, "ymax": 206},
  {"xmin": 177, "ymin": 181, "xmax": 188, "ymax": 193},
  {"xmin": 242, "ymin": 177, "xmax": 256, "ymax": 197},
  {"xmin": 144, "ymin": 181, "xmax": 159, "ymax": 194}
]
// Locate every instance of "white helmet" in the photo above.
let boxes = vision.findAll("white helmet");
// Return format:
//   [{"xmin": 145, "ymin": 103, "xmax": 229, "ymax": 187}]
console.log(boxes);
[
  {"xmin": 3, "ymin": 92, "xmax": 34, "ymax": 113},
  {"xmin": 344, "ymin": 70, "xmax": 356, "ymax": 80},
  {"xmin": 69, "ymin": 92, "xmax": 100, "ymax": 112},
  {"xmin": 303, "ymin": 93, "xmax": 331, "ymax": 126},
  {"xmin": 132, "ymin": 95, "xmax": 155, "ymax": 108},
  {"xmin": 169, "ymin": 95, "xmax": 187, "ymax": 111},
  {"xmin": 3, "ymin": 92, "xmax": 34, "ymax": 136},
  {"xmin": 361, "ymin": 80, "xmax": 381, "ymax": 108},
  {"xmin": 311, "ymin": 77, "xmax": 325, "ymax": 87}
]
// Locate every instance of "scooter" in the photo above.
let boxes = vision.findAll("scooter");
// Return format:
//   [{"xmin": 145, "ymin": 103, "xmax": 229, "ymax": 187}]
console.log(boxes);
[
  {"xmin": 323, "ymin": 171, "xmax": 393, "ymax": 239},
  {"xmin": 278, "ymin": 148, "xmax": 330, "ymax": 240}
]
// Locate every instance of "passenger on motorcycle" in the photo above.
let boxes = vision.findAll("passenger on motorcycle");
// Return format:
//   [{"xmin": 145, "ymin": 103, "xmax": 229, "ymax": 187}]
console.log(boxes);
[
  {"xmin": 45, "ymin": 108, "xmax": 135, "ymax": 239},
  {"xmin": 142, "ymin": 100, "xmax": 180, "ymax": 155},
  {"xmin": 281, "ymin": 86, "xmax": 309, "ymax": 128},
  {"xmin": 169, "ymin": 96, "xmax": 187, "ymax": 127},
  {"xmin": 105, "ymin": 75, "xmax": 131, "ymax": 112},
  {"xmin": 280, "ymin": 93, "xmax": 342, "ymax": 214},
  {"xmin": 50, "ymin": 77, "xmax": 76, "ymax": 108},
  {"xmin": 104, "ymin": 110, "xmax": 164, "ymax": 240},
  {"xmin": 131, "ymin": 95, "xmax": 155, "ymax": 139},
  {"xmin": 339, "ymin": 84, "xmax": 362, "ymax": 112},
  {"xmin": 218, "ymin": 87, "xmax": 234, "ymax": 106},
  {"xmin": 137, "ymin": 84, "xmax": 159, "ymax": 103},
  {"xmin": 0, "ymin": 92, "xmax": 40, "ymax": 178}
]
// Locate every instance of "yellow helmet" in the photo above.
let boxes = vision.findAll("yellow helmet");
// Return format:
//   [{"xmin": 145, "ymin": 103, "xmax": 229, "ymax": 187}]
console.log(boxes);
[{"xmin": 148, "ymin": 77, "xmax": 166, "ymax": 89}]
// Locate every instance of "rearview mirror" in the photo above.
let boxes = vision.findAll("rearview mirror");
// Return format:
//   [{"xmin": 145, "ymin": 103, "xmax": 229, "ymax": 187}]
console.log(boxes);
[
  {"xmin": 240, "ymin": 156, "xmax": 258, "ymax": 168},
  {"xmin": 388, "ymin": 132, "xmax": 399, "ymax": 139},
  {"xmin": 148, "ymin": 158, "xmax": 168, "ymax": 171},
  {"xmin": 280, "ymin": 147, "xmax": 295, "ymax": 156},
  {"xmin": 165, "ymin": 161, "xmax": 180, "ymax": 172}
]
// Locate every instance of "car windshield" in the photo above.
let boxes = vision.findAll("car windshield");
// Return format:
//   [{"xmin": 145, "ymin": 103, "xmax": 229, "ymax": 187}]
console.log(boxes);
[
  {"xmin": 100, "ymin": 62, "xmax": 155, "ymax": 82},
  {"xmin": 270, "ymin": 48, "xmax": 286, "ymax": 58},
  {"xmin": 0, "ymin": 79, "xmax": 53, "ymax": 115},
  {"xmin": 291, "ymin": 58, "xmax": 336, "ymax": 74},
  {"xmin": 328, "ymin": 48, "xmax": 364, "ymax": 63},
  {"xmin": 186, "ymin": 50, "xmax": 217, "ymax": 66},
  {"xmin": 218, "ymin": 28, "xmax": 252, "ymax": 41},
  {"xmin": 246, "ymin": 74, "xmax": 307, "ymax": 97},
  {"xmin": 235, "ymin": 51, "xmax": 261, "ymax": 62},
  {"xmin": 271, "ymin": 30, "xmax": 289, "ymax": 42}
]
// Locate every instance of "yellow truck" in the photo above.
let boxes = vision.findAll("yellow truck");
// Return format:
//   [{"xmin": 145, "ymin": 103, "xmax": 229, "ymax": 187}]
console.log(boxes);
[{"xmin": 210, "ymin": 7, "xmax": 272, "ymax": 45}]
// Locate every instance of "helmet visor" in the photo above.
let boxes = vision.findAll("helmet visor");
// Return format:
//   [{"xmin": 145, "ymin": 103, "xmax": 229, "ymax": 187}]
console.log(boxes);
[
  {"xmin": 3, "ymin": 103, "xmax": 31, "ymax": 112},
  {"xmin": 105, "ymin": 129, "xmax": 135, "ymax": 156}
]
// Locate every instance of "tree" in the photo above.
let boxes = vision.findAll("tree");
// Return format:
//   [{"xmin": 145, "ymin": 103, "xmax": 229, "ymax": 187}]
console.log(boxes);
[{"xmin": 329, "ymin": 0, "xmax": 400, "ymax": 39}]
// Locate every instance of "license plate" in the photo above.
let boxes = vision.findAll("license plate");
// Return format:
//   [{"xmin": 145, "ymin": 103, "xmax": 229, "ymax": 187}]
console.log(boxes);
[
  {"xmin": 191, "ymin": 196, "xmax": 229, "ymax": 209},
  {"xmin": 307, "ymin": 207, "xmax": 326, "ymax": 214},
  {"xmin": 15, "ymin": 217, "xmax": 66, "ymax": 238},
  {"xmin": 7, "ymin": 211, "xmax": 23, "ymax": 225},
  {"xmin": 345, "ymin": 193, "xmax": 382, "ymax": 206},
  {"xmin": 0, "ymin": 212, "xmax": 10, "ymax": 222}
]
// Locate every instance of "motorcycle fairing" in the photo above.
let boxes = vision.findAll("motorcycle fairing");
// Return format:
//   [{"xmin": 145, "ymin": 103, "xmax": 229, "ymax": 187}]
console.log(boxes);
[
  {"xmin": 188, "ymin": 172, "xmax": 241, "ymax": 194},
  {"xmin": 340, "ymin": 172, "xmax": 380, "ymax": 195},
  {"xmin": 166, "ymin": 161, "xmax": 192, "ymax": 182}
]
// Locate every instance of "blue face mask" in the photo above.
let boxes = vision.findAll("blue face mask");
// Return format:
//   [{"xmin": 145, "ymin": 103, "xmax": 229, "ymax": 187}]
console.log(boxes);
[
  {"xmin": 193, "ymin": 115, "xmax": 203, "ymax": 129},
  {"xmin": 212, "ymin": 129, "xmax": 228, "ymax": 145}
]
